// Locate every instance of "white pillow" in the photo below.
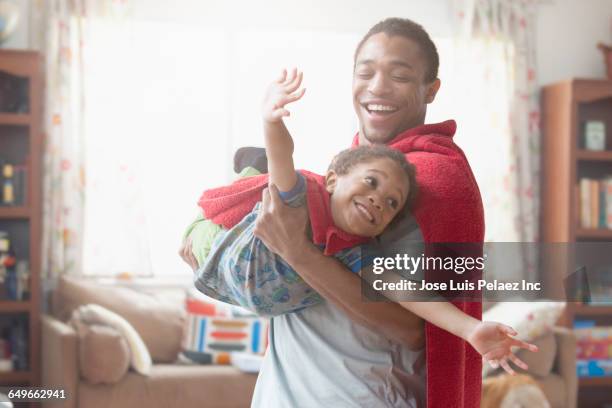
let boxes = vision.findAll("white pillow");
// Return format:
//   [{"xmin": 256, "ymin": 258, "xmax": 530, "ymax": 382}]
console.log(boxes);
[
  {"xmin": 482, "ymin": 301, "xmax": 565, "ymax": 342},
  {"xmin": 73, "ymin": 304, "xmax": 152, "ymax": 376},
  {"xmin": 481, "ymin": 301, "xmax": 564, "ymax": 376}
]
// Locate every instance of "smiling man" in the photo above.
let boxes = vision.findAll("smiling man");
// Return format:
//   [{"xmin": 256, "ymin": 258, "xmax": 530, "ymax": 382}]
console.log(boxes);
[{"xmin": 252, "ymin": 18, "xmax": 484, "ymax": 408}]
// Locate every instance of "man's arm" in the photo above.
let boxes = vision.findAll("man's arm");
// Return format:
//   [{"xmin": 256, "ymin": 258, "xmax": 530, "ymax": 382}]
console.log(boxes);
[{"xmin": 254, "ymin": 184, "xmax": 424, "ymax": 350}]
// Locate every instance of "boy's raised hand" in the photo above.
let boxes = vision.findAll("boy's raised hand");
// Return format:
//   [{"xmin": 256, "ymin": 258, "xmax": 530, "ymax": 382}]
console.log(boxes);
[
  {"xmin": 466, "ymin": 321, "xmax": 539, "ymax": 375},
  {"xmin": 262, "ymin": 68, "xmax": 306, "ymax": 123}
]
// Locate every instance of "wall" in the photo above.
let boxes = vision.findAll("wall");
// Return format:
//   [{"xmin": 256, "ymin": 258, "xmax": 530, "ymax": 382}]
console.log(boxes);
[
  {"xmin": 536, "ymin": 0, "xmax": 612, "ymax": 86},
  {"xmin": 0, "ymin": 0, "xmax": 30, "ymax": 49},
  {"xmin": 3, "ymin": 0, "xmax": 612, "ymax": 84}
]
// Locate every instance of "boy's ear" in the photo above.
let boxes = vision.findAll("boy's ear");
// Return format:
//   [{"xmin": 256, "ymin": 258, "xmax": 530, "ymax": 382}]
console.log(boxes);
[{"xmin": 325, "ymin": 170, "xmax": 338, "ymax": 194}]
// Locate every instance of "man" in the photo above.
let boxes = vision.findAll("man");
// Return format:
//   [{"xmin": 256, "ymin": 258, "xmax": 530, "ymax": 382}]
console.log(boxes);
[
  {"xmin": 182, "ymin": 18, "xmax": 483, "ymax": 407},
  {"xmin": 251, "ymin": 18, "xmax": 484, "ymax": 408}
]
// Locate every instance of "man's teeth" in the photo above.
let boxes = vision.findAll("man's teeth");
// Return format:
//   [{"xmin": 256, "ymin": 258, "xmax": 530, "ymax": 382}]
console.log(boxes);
[{"xmin": 367, "ymin": 104, "xmax": 397, "ymax": 112}]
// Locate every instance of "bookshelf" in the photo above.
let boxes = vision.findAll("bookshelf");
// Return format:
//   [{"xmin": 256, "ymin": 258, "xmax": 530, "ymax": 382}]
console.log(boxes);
[
  {"xmin": 0, "ymin": 49, "xmax": 43, "ymax": 402},
  {"xmin": 541, "ymin": 78, "xmax": 612, "ymax": 407}
]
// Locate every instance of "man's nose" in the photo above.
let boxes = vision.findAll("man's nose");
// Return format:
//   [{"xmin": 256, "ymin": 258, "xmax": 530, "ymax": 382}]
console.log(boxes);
[{"xmin": 367, "ymin": 73, "xmax": 391, "ymax": 96}]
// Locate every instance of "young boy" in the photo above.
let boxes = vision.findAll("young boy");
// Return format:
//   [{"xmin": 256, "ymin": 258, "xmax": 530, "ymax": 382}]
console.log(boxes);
[{"xmin": 184, "ymin": 69, "xmax": 536, "ymax": 373}]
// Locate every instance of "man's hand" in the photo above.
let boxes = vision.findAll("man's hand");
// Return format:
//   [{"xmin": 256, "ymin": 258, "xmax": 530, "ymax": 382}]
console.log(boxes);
[
  {"xmin": 253, "ymin": 184, "xmax": 310, "ymax": 262},
  {"xmin": 178, "ymin": 237, "xmax": 199, "ymax": 272},
  {"xmin": 467, "ymin": 321, "xmax": 539, "ymax": 375},
  {"xmin": 262, "ymin": 68, "xmax": 306, "ymax": 124}
]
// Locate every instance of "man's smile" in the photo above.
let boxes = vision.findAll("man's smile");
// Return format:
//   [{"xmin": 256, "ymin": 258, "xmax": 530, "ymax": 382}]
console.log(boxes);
[{"xmin": 361, "ymin": 100, "xmax": 400, "ymax": 125}]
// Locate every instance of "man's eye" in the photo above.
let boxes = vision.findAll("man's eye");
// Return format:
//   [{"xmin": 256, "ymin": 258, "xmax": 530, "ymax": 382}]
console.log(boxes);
[
  {"xmin": 356, "ymin": 71, "xmax": 373, "ymax": 79},
  {"xmin": 365, "ymin": 176, "xmax": 377, "ymax": 187},
  {"xmin": 388, "ymin": 198, "xmax": 398, "ymax": 209}
]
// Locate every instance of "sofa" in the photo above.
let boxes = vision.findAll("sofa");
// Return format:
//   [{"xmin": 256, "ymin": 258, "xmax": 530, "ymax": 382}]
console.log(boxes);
[
  {"xmin": 481, "ymin": 300, "xmax": 578, "ymax": 408},
  {"xmin": 41, "ymin": 276, "xmax": 258, "ymax": 408}
]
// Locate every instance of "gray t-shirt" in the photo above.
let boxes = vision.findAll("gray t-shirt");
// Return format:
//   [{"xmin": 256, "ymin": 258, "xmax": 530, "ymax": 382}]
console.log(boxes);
[{"xmin": 251, "ymin": 215, "xmax": 427, "ymax": 408}]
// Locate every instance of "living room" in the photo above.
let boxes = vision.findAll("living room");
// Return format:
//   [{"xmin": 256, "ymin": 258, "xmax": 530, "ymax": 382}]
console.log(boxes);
[{"xmin": 0, "ymin": 0, "xmax": 611, "ymax": 407}]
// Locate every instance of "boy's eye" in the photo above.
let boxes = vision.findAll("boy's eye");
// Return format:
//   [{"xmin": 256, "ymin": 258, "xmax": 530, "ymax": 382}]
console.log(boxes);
[
  {"xmin": 364, "ymin": 176, "xmax": 377, "ymax": 187},
  {"xmin": 387, "ymin": 198, "xmax": 398, "ymax": 210}
]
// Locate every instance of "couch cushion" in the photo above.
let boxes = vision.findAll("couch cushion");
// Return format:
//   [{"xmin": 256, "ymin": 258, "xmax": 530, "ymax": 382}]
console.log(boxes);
[
  {"xmin": 516, "ymin": 331, "xmax": 557, "ymax": 378},
  {"xmin": 72, "ymin": 304, "xmax": 153, "ymax": 376},
  {"xmin": 55, "ymin": 276, "xmax": 185, "ymax": 363},
  {"xmin": 75, "ymin": 323, "xmax": 130, "ymax": 384},
  {"xmin": 536, "ymin": 373, "xmax": 566, "ymax": 408},
  {"xmin": 78, "ymin": 365, "xmax": 258, "ymax": 408}
]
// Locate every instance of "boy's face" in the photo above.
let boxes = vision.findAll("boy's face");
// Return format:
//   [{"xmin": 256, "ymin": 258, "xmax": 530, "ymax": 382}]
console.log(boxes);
[
  {"xmin": 326, "ymin": 157, "xmax": 410, "ymax": 237},
  {"xmin": 352, "ymin": 33, "xmax": 440, "ymax": 145}
]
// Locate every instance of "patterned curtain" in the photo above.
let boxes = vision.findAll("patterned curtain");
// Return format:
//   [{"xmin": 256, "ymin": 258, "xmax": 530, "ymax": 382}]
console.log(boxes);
[
  {"xmin": 37, "ymin": 0, "xmax": 131, "ymax": 279},
  {"xmin": 452, "ymin": 0, "xmax": 540, "ymax": 279}
]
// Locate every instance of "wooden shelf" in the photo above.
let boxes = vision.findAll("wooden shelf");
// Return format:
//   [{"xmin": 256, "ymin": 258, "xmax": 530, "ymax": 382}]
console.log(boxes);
[
  {"xmin": 575, "ymin": 228, "xmax": 612, "ymax": 239},
  {"xmin": 0, "ymin": 301, "xmax": 30, "ymax": 313},
  {"xmin": 571, "ymin": 304, "xmax": 612, "ymax": 316},
  {"xmin": 576, "ymin": 150, "xmax": 612, "ymax": 162},
  {"xmin": 0, "ymin": 370, "xmax": 31, "ymax": 385},
  {"xmin": 579, "ymin": 377, "xmax": 612, "ymax": 387},
  {"xmin": 0, "ymin": 207, "xmax": 29, "ymax": 219},
  {"xmin": 0, "ymin": 113, "xmax": 30, "ymax": 126},
  {"xmin": 0, "ymin": 50, "xmax": 42, "ymax": 390}
]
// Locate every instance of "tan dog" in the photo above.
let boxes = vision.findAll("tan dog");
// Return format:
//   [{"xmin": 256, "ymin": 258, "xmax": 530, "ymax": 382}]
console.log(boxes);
[{"xmin": 481, "ymin": 374, "xmax": 551, "ymax": 408}]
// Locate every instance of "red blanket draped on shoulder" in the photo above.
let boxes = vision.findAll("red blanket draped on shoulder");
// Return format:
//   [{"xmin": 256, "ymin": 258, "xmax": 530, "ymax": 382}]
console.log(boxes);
[
  {"xmin": 352, "ymin": 119, "xmax": 485, "ymax": 408},
  {"xmin": 198, "ymin": 171, "xmax": 369, "ymax": 256}
]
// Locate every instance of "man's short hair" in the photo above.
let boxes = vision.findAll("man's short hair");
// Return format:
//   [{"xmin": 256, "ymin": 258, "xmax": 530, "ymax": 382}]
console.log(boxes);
[{"xmin": 354, "ymin": 17, "xmax": 439, "ymax": 83}]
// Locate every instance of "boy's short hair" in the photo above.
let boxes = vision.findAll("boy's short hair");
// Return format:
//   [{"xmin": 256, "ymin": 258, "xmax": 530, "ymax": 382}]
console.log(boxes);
[
  {"xmin": 328, "ymin": 145, "xmax": 418, "ymax": 211},
  {"xmin": 354, "ymin": 17, "xmax": 439, "ymax": 83}
]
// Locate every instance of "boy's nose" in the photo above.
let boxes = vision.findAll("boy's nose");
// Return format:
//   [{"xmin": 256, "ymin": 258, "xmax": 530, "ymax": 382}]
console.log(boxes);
[{"xmin": 368, "ymin": 195, "xmax": 382, "ymax": 211}]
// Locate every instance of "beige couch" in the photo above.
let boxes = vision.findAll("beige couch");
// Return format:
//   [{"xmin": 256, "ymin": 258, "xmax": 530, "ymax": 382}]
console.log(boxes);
[
  {"xmin": 484, "ymin": 327, "xmax": 577, "ymax": 408},
  {"xmin": 41, "ymin": 277, "xmax": 257, "ymax": 408}
]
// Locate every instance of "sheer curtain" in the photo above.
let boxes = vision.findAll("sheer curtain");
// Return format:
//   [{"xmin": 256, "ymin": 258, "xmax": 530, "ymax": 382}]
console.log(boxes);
[
  {"xmin": 444, "ymin": 0, "xmax": 541, "ymax": 280},
  {"xmin": 38, "ymin": 0, "xmax": 132, "ymax": 279}
]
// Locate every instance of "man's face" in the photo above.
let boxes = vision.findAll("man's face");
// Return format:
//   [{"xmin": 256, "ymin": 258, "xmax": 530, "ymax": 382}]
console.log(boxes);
[{"xmin": 352, "ymin": 33, "xmax": 440, "ymax": 144}]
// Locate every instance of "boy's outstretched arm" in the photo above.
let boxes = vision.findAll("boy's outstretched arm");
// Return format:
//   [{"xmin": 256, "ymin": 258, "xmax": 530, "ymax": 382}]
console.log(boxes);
[
  {"xmin": 398, "ymin": 300, "xmax": 538, "ymax": 375},
  {"xmin": 262, "ymin": 68, "xmax": 306, "ymax": 192}
]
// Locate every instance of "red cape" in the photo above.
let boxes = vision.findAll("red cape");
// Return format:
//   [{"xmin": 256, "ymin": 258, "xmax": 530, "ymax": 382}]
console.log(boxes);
[
  {"xmin": 352, "ymin": 119, "xmax": 484, "ymax": 408},
  {"xmin": 198, "ymin": 170, "xmax": 369, "ymax": 256}
]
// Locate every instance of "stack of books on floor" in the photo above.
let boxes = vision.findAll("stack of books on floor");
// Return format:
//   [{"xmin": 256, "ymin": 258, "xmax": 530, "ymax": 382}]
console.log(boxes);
[{"xmin": 575, "ymin": 320, "xmax": 612, "ymax": 377}]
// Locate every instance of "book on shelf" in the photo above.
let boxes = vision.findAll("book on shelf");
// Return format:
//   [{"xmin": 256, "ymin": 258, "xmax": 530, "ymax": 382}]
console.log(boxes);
[
  {"xmin": 0, "ymin": 158, "xmax": 27, "ymax": 206},
  {"xmin": 574, "ymin": 322, "xmax": 612, "ymax": 377},
  {"xmin": 578, "ymin": 177, "xmax": 612, "ymax": 229}
]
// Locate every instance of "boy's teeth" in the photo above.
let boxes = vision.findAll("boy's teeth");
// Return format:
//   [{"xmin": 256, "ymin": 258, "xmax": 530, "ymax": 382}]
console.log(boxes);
[{"xmin": 367, "ymin": 104, "xmax": 397, "ymax": 112}]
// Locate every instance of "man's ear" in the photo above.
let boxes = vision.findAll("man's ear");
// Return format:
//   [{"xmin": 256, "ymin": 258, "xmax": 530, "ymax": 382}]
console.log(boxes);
[
  {"xmin": 325, "ymin": 170, "xmax": 338, "ymax": 194},
  {"xmin": 425, "ymin": 78, "xmax": 441, "ymax": 104}
]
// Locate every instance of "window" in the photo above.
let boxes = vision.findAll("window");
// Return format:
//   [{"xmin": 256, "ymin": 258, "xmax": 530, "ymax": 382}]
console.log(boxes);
[{"xmin": 82, "ymin": 20, "xmax": 361, "ymax": 278}]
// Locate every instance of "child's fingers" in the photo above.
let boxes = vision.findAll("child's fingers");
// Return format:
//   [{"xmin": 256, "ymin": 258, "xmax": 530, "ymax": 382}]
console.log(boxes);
[
  {"xmin": 286, "ymin": 71, "xmax": 303, "ymax": 93},
  {"xmin": 271, "ymin": 108, "xmax": 290, "ymax": 120},
  {"xmin": 277, "ymin": 69, "xmax": 287, "ymax": 83},
  {"xmin": 487, "ymin": 359, "xmax": 499, "ymax": 369},
  {"xmin": 499, "ymin": 358, "xmax": 516, "ymax": 375},
  {"xmin": 282, "ymin": 88, "xmax": 306, "ymax": 105},
  {"xmin": 510, "ymin": 337, "xmax": 538, "ymax": 352},
  {"xmin": 498, "ymin": 324, "xmax": 518, "ymax": 337},
  {"xmin": 507, "ymin": 353, "xmax": 528, "ymax": 371}
]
